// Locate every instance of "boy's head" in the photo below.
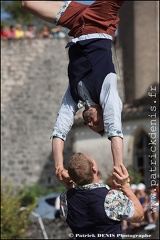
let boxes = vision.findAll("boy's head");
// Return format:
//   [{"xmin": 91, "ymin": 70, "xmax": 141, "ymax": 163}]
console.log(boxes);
[{"xmin": 68, "ymin": 153, "xmax": 98, "ymax": 186}]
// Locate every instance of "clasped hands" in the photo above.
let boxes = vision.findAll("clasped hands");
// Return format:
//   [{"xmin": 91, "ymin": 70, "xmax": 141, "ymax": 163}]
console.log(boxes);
[
  {"xmin": 55, "ymin": 163, "xmax": 130, "ymax": 190},
  {"xmin": 55, "ymin": 166, "xmax": 74, "ymax": 189},
  {"xmin": 112, "ymin": 164, "xmax": 130, "ymax": 190}
]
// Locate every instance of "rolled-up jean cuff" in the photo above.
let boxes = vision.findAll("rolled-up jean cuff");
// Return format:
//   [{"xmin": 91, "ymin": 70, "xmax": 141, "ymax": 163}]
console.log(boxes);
[
  {"xmin": 108, "ymin": 130, "xmax": 123, "ymax": 140},
  {"xmin": 50, "ymin": 130, "xmax": 66, "ymax": 141}
]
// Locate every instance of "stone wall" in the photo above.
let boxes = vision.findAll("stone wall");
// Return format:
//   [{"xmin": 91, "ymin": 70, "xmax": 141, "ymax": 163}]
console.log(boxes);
[
  {"xmin": 1, "ymin": 38, "xmax": 74, "ymax": 189},
  {"xmin": 1, "ymin": 38, "xmax": 123, "ymax": 190}
]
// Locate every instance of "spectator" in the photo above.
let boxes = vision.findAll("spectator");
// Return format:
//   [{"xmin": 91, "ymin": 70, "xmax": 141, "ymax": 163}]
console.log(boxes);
[
  {"xmin": 50, "ymin": 26, "xmax": 66, "ymax": 39},
  {"xmin": 8, "ymin": 25, "xmax": 16, "ymax": 40},
  {"xmin": 25, "ymin": 24, "xmax": 36, "ymax": 38},
  {"xmin": 144, "ymin": 186, "xmax": 159, "ymax": 231},
  {"xmin": 39, "ymin": 24, "xmax": 50, "ymax": 38},
  {"xmin": 136, "ymin": 183, "xmax": 149, "ymax": 209},
  {"xmin": 1, "ymin": 26, "xmax": 9, "ymax": 39},
  {"xmin": 136, "ymin": 183, "xmax": 149, "ymax": 225},
  {"xmin": 130, "ymin": 184, "xmax": 137, "ymax": 193},
  {"xmin": 15, "ymin": 24, "xmax": 25, "ymax": 39},
  {"xmin": 31, "ymin": 24, "xmax": 37, "ymax": 38}
]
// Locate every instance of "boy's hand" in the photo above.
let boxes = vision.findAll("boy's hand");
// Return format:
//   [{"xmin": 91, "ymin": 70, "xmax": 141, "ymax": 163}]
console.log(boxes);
[{"xmin": 112, "ymin": 164, "xmax": 130, "ymax": 189}]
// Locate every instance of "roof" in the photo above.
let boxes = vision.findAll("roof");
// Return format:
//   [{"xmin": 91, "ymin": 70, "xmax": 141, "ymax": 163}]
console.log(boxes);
[{"xmin": 122, "ymin": 92, "xmax": 159, "ymax": 120}]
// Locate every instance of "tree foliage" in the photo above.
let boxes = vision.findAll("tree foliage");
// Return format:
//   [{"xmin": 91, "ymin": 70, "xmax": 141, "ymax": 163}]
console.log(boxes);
[
  {"xmin": 1, "ymin": 1, "xmax": 46, "ymax": 27},
  {"xmin": 1, "ymin": 181, "xmax": 36, "ymax": 239},
  {"xmin": 105, "ymin": 166, "xmax": 143, "ymax": 188}
]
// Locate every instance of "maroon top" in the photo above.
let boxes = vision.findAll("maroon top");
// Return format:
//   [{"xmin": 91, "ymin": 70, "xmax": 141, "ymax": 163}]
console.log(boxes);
[{"xmin": 58, "ymin": 0, "xmax": 124, "ymax": 38}]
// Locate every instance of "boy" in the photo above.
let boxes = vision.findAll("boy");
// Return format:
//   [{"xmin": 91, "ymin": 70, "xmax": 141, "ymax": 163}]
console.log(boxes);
[{"xmin": 60, "ymin": 153, "xmax": 144, "ymax": 239}]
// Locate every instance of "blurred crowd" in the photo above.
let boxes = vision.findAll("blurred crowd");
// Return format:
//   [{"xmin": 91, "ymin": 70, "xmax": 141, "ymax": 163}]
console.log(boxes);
[
  {"xmin": 1, "ymin": 23, "xmax": 67, "ymax": 40},
  {"xmin": 122, "ymin": 183, "xmax": 159, "ymax": 232}
]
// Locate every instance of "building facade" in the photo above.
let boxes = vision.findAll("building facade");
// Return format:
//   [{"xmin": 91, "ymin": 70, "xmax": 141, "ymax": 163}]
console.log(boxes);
[{"xmin": 1, "ymin": 1, "xmax": 159, "ymax": 189}]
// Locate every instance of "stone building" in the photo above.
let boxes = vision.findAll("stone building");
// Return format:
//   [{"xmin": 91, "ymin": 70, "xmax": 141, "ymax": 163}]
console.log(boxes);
[{"xmin": 1, "ymin": 1, "xmax": 159, "ymax": 190}]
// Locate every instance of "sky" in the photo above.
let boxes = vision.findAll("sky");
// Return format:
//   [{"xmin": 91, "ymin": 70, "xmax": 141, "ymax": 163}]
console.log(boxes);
[
  {"xmin": 1, "ymin": 1, "xmax": 95, "ymax": 20},
  {"xmin": 77, "ymin": 0, "xmax": 94, "ymax": 3}
]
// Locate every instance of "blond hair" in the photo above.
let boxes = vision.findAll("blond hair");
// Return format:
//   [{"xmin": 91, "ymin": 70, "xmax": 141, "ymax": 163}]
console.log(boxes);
[{"xmin": 68, "ymin": 153, "xmax": 94, "ymax": 186}]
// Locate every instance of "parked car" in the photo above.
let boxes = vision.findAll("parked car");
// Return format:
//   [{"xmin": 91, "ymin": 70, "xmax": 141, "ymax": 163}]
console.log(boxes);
[{"xmin": 32, "ymin": 192, "xmax": 61, "ymax": 220}]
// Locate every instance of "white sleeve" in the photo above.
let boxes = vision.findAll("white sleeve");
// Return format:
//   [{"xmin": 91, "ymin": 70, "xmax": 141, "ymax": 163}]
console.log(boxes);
[
  {"xmin": 100, "ymin": 73, "xmax": 123, "ymax": 139},
  {"xmin": 51, "ymin": 86, "xmax": 78, "ymax": 141}
]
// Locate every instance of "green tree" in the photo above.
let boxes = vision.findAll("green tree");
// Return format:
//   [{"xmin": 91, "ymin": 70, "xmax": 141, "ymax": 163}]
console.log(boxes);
[
  {"xmin": 1, "ymin": 181, "xmax": 36, "ymax": 239},
  {"xmin": 1, "ymin": 1, "xmax": 52, "ymax": 29},
  {"xmin": 105, "ymin": 166, "xmax": 143, "ymax": 188}
]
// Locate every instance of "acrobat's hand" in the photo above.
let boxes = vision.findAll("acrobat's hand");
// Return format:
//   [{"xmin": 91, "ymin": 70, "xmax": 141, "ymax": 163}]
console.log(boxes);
[
  {"xmin": 61, "ymin": 168, "xmax": 74, "ymax": 189},
  {"xmin": 55, "ymin": 167, "xmax": 74, "ymax": 189},
  {"xmin": 55, "ymin": 166, "xmax": 68, "ymax": 181},
  {"xmin": 112, "ymin": 164, "xmax": 130, "ymax": 190}
]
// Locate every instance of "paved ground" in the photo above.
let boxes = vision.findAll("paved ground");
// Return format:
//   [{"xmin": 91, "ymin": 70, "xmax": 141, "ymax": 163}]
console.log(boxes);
[
  {"xmin": 26, "ymin": 219, "xmax": 159, "ymax": 239},
  {"xmin": 122, "ymin": 222, "xmax": 159, "ymax": 239}
]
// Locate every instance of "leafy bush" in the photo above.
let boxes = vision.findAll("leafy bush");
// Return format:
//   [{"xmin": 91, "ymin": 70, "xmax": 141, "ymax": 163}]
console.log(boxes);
[
  {"xmin": 1, "ymin": 181, "xmax": 54, "ymax": 239},
  {"xmin": 54, "ymin": 184, "xmax": 66, "ymax": 193},
  {"xmin": 1, "ymin": 180, "xmax": 65, "ymax": 239},
  {"xmin": 1, "ymin": 182, "xmax": 35, "ymax": 239},
  {"xmin": 127, "ymin": 167, "xmax": 143, "ymax": 184},
  {"xmin": 19, "ymin": 183, "xmax": 53, "ymax": 206},
  {"xmin": 105, "ymin": 166, "xmax": 143, "ymax": 188}
]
